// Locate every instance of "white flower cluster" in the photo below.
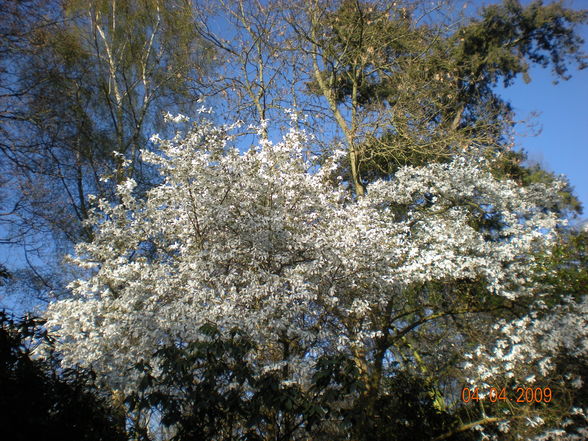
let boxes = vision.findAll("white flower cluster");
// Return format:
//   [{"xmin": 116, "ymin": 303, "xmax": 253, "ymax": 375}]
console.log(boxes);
[
  {"xmin": 465, "ymin": 296, "xmax": 587, "ymax": 380},
  {"xmin": 45, "ymin": 119, "xmax": 568, "ymax": 395},
  {"xmin": 464, "ymin": 295, "xmax": 588, "ymax": 439}
]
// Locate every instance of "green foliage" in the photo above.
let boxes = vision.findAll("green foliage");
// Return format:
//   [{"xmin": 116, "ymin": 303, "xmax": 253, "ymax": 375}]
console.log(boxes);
[
  {"xmin": 0, "ymin": 311, "xmax": 127, "ymax": 441},
  {"xmin": 128, "ymin": 325, "xmax": 311, "ymax": 440},
  {"xmin": 129, "ymin": 326, "xmax": 468, "ymax": 441}
]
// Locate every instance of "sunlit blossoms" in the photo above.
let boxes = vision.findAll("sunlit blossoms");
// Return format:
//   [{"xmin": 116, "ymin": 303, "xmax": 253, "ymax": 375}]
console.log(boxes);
[
  {"xmin": 464, "ymin": 296, "xmax": 588, "ymax": 440},
  {"xmin": 44, "ymin": 118, "xmax": 583, "ymax": 439}
]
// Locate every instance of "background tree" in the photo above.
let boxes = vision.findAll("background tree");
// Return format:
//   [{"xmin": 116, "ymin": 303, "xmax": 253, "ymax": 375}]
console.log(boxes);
[
  {"xmin": 0, "ymin": 0, "xmax": 213, "ymax": 302},
  {"xmin": 284, "ymin": 0, "xmax": 587, "ymax": 196},
  {"xmin": 194, "ymin": 0, "xmax": 295, "ymax": 139}
]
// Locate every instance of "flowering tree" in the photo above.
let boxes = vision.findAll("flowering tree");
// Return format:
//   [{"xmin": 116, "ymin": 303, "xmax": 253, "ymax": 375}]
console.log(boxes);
[{"xmin": 45, "ymin": 116, "xmax": 586, "ymax": 439}]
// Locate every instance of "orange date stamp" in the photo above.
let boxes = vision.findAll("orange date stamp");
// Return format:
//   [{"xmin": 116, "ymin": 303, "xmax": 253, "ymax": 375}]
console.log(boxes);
[{"xmin": 461, "ymin": 386, "xmax": 552, "ymax": 404}]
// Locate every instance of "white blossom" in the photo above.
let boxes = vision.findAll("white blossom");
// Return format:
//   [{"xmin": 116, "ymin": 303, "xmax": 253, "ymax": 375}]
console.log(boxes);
[{"xmin": 44, "ymin": 117, "xmax": 576, "ymax": 416}]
